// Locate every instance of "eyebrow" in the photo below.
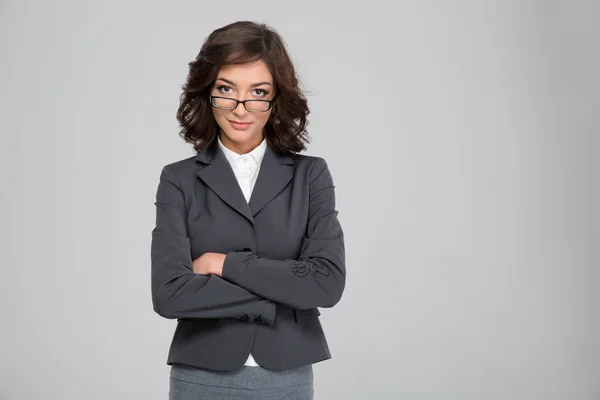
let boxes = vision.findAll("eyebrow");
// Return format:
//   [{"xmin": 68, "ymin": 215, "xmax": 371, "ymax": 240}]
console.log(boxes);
[{"xmin": 216, "ymin": 77, "xmax": 273, "ymax": 88}]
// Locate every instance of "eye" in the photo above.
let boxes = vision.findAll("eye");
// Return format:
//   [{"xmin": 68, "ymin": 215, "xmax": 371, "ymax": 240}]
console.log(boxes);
[
  {"xmin": 217, "ymin": 85, "xmax": 233, "ymax": 94},
  {"xmin": 254, "ymin": 88, "xmax": 269, "ymax": 97}
]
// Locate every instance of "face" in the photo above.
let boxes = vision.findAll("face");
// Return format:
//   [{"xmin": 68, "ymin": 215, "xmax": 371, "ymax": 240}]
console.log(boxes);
[{"xmin": 210, "ymin": 60, "xmax": 274, "ymax": 154}]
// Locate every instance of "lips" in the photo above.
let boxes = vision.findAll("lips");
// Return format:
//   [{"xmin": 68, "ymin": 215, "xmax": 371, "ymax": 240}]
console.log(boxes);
[{"xmin": 228, "ymin": 120, "xmax": 253, "ymax": 130}]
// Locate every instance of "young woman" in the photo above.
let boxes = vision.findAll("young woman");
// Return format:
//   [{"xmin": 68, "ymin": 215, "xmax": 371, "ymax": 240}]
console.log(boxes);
[{"xmin": 151, "ymin": 20, "xmax": 346, "ymax": 399}]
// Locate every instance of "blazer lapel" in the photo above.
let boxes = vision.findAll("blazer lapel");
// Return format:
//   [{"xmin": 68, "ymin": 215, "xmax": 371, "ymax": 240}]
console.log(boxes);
[
  {"xmin": 249, "ymin": 145, "xmax": 294, "ymax": 217},
  {"xmin": 195, "ymin": 144, "xmax": 254, "ymax": 224}
]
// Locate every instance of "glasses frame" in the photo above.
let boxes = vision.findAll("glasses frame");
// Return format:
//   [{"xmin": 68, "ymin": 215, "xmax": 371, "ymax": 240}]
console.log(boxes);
[{"xmin": 209, "ymin": 96, "xmax": 274, "ymax": 112}]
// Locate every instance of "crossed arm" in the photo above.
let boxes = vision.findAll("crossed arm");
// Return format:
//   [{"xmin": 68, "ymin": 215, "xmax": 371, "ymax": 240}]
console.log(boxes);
[{"xmin": 150, "ymin": 158, "xmax": 345, "ymax": 326}]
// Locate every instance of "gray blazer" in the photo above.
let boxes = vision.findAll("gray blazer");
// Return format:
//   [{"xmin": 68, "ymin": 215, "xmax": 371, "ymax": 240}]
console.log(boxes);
[{"xmin": 151, "ymin": 141, "xmax": 346, "ymax": 371}]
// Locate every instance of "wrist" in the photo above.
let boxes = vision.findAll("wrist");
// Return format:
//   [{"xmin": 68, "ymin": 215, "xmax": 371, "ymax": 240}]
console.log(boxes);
[{"xmin": 213, "ymin": 253, "xmax": 226, "ymax": 277}]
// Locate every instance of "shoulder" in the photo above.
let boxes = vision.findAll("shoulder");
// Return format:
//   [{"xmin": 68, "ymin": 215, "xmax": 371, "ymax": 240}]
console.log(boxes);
[
  {"xmin": 159, "ymin": 154, "xmax": 200, "ymax": 175},
  {"xmin": 161, "ymin": 155, "xmax": 197, "ymax": 172},
  {"xmin": 156, "ymin": 155, "xmax": 199, "ymax": 186},
  {"xmin": 291, "ymin": 153, "xmax": 329, "ymax": 170},
  {"xmin": 291, "ymin": 153, "xmax": 334, "ymax": 184}
]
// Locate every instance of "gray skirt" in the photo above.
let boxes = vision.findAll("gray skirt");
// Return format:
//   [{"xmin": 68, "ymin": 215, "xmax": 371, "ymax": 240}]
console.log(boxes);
[{"xmin": 169, "ymin": 363, "xmax": 314, "ymax": 400}]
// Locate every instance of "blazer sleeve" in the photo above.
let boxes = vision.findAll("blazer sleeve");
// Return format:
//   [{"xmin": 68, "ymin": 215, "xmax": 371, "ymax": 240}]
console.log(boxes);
[
  {"xmin": 151, "ymin": 165, "xmax": 276, "ymax": 325},
  {"xmin": 222, "ymin": 157, "xmax": 346, "ymax": 310}
]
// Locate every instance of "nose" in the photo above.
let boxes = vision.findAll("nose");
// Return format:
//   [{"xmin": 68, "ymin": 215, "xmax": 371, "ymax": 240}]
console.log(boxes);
[{"xmin": 232, "ymin": 99, "xmax": 248, "ymax": 117}]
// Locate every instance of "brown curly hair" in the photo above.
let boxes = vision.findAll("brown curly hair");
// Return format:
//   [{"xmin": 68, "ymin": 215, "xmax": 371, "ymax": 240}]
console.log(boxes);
[{"xmin": 176, "ymin": 21, "xmax": 310, "ymax": 156}]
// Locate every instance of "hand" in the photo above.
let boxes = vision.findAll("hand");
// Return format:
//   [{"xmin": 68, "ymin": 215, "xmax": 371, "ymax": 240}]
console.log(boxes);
[{"xmin": 192, "ymin": 252, "xmax": 226, "ymax": 277}]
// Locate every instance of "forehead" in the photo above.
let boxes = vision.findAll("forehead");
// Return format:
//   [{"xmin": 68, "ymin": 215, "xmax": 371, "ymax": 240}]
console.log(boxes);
[{"xmin": 216, "ymin": 60, "xmax": 273, "ymax": 85}]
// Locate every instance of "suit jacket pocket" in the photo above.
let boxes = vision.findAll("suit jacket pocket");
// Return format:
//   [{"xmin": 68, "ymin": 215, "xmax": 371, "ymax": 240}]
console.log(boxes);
[{"xmin": 294, "ymin": 307, "xmax": 321, "ymax": 322}]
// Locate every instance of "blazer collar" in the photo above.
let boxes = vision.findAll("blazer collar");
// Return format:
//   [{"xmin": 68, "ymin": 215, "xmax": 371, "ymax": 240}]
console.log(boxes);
[
  {"xmin": 194, "ymin": 141, "xmax": 293, "ymax": 165},
  {"xmin": 195, "ymin": 142, "xmax": 294, "ymax": 225}
]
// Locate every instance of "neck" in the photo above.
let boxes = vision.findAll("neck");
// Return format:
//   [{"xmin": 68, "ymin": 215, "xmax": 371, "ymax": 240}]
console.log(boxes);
[{"xmin": 220, "ymin": 132, "xmax": 264, "ymax": 155}]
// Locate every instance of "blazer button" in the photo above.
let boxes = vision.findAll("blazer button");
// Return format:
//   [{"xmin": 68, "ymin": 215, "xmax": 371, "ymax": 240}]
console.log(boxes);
[
  {"xmin": 239, "ymin": 314, "xmax": 249, "ymax": 322},
  {"xmin": 253, "ymin": 316, "xmax": 264, "ymax": 325}
]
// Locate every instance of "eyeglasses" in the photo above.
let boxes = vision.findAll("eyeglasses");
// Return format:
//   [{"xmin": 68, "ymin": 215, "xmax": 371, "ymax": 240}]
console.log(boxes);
[{"xmin": 209, "ymin": 96, "xmax": 274, "ymax": 112}]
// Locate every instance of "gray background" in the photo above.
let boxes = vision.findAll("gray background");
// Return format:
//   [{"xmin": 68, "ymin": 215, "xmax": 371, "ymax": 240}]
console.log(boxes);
[{"xmin": 1, "ymin": 0, "xmax": 599, "ymax": 399}]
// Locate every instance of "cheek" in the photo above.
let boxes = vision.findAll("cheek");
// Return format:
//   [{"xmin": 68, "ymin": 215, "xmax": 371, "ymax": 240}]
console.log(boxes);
[
  {"xmin": 212, "ymin": 108, "xmax": 224, "ymax": 121},
  {"xmin": 255, "ymin": 111, "xmax": 272, "ymax": 127}
]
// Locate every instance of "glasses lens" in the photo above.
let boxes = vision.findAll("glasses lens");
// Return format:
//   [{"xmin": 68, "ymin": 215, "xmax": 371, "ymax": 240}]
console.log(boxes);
[
  {"xmin": 212, "ymin": 97, "xmax": 237, "ymax": 109},
  {"xmin": 245, "ymin": 101, "xmax": 270, "ymax": 112}
]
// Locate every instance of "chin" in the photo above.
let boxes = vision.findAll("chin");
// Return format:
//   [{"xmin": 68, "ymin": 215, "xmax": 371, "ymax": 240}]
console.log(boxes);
[{"xmin": 222, "ymin": 128, "xmax": 261, "ymax": 144}]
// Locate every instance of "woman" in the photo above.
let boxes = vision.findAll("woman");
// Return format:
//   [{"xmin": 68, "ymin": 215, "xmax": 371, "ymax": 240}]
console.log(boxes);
[{"xmin": 151, "ymin": 20, "xmax": 346, "ymax": 399}]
